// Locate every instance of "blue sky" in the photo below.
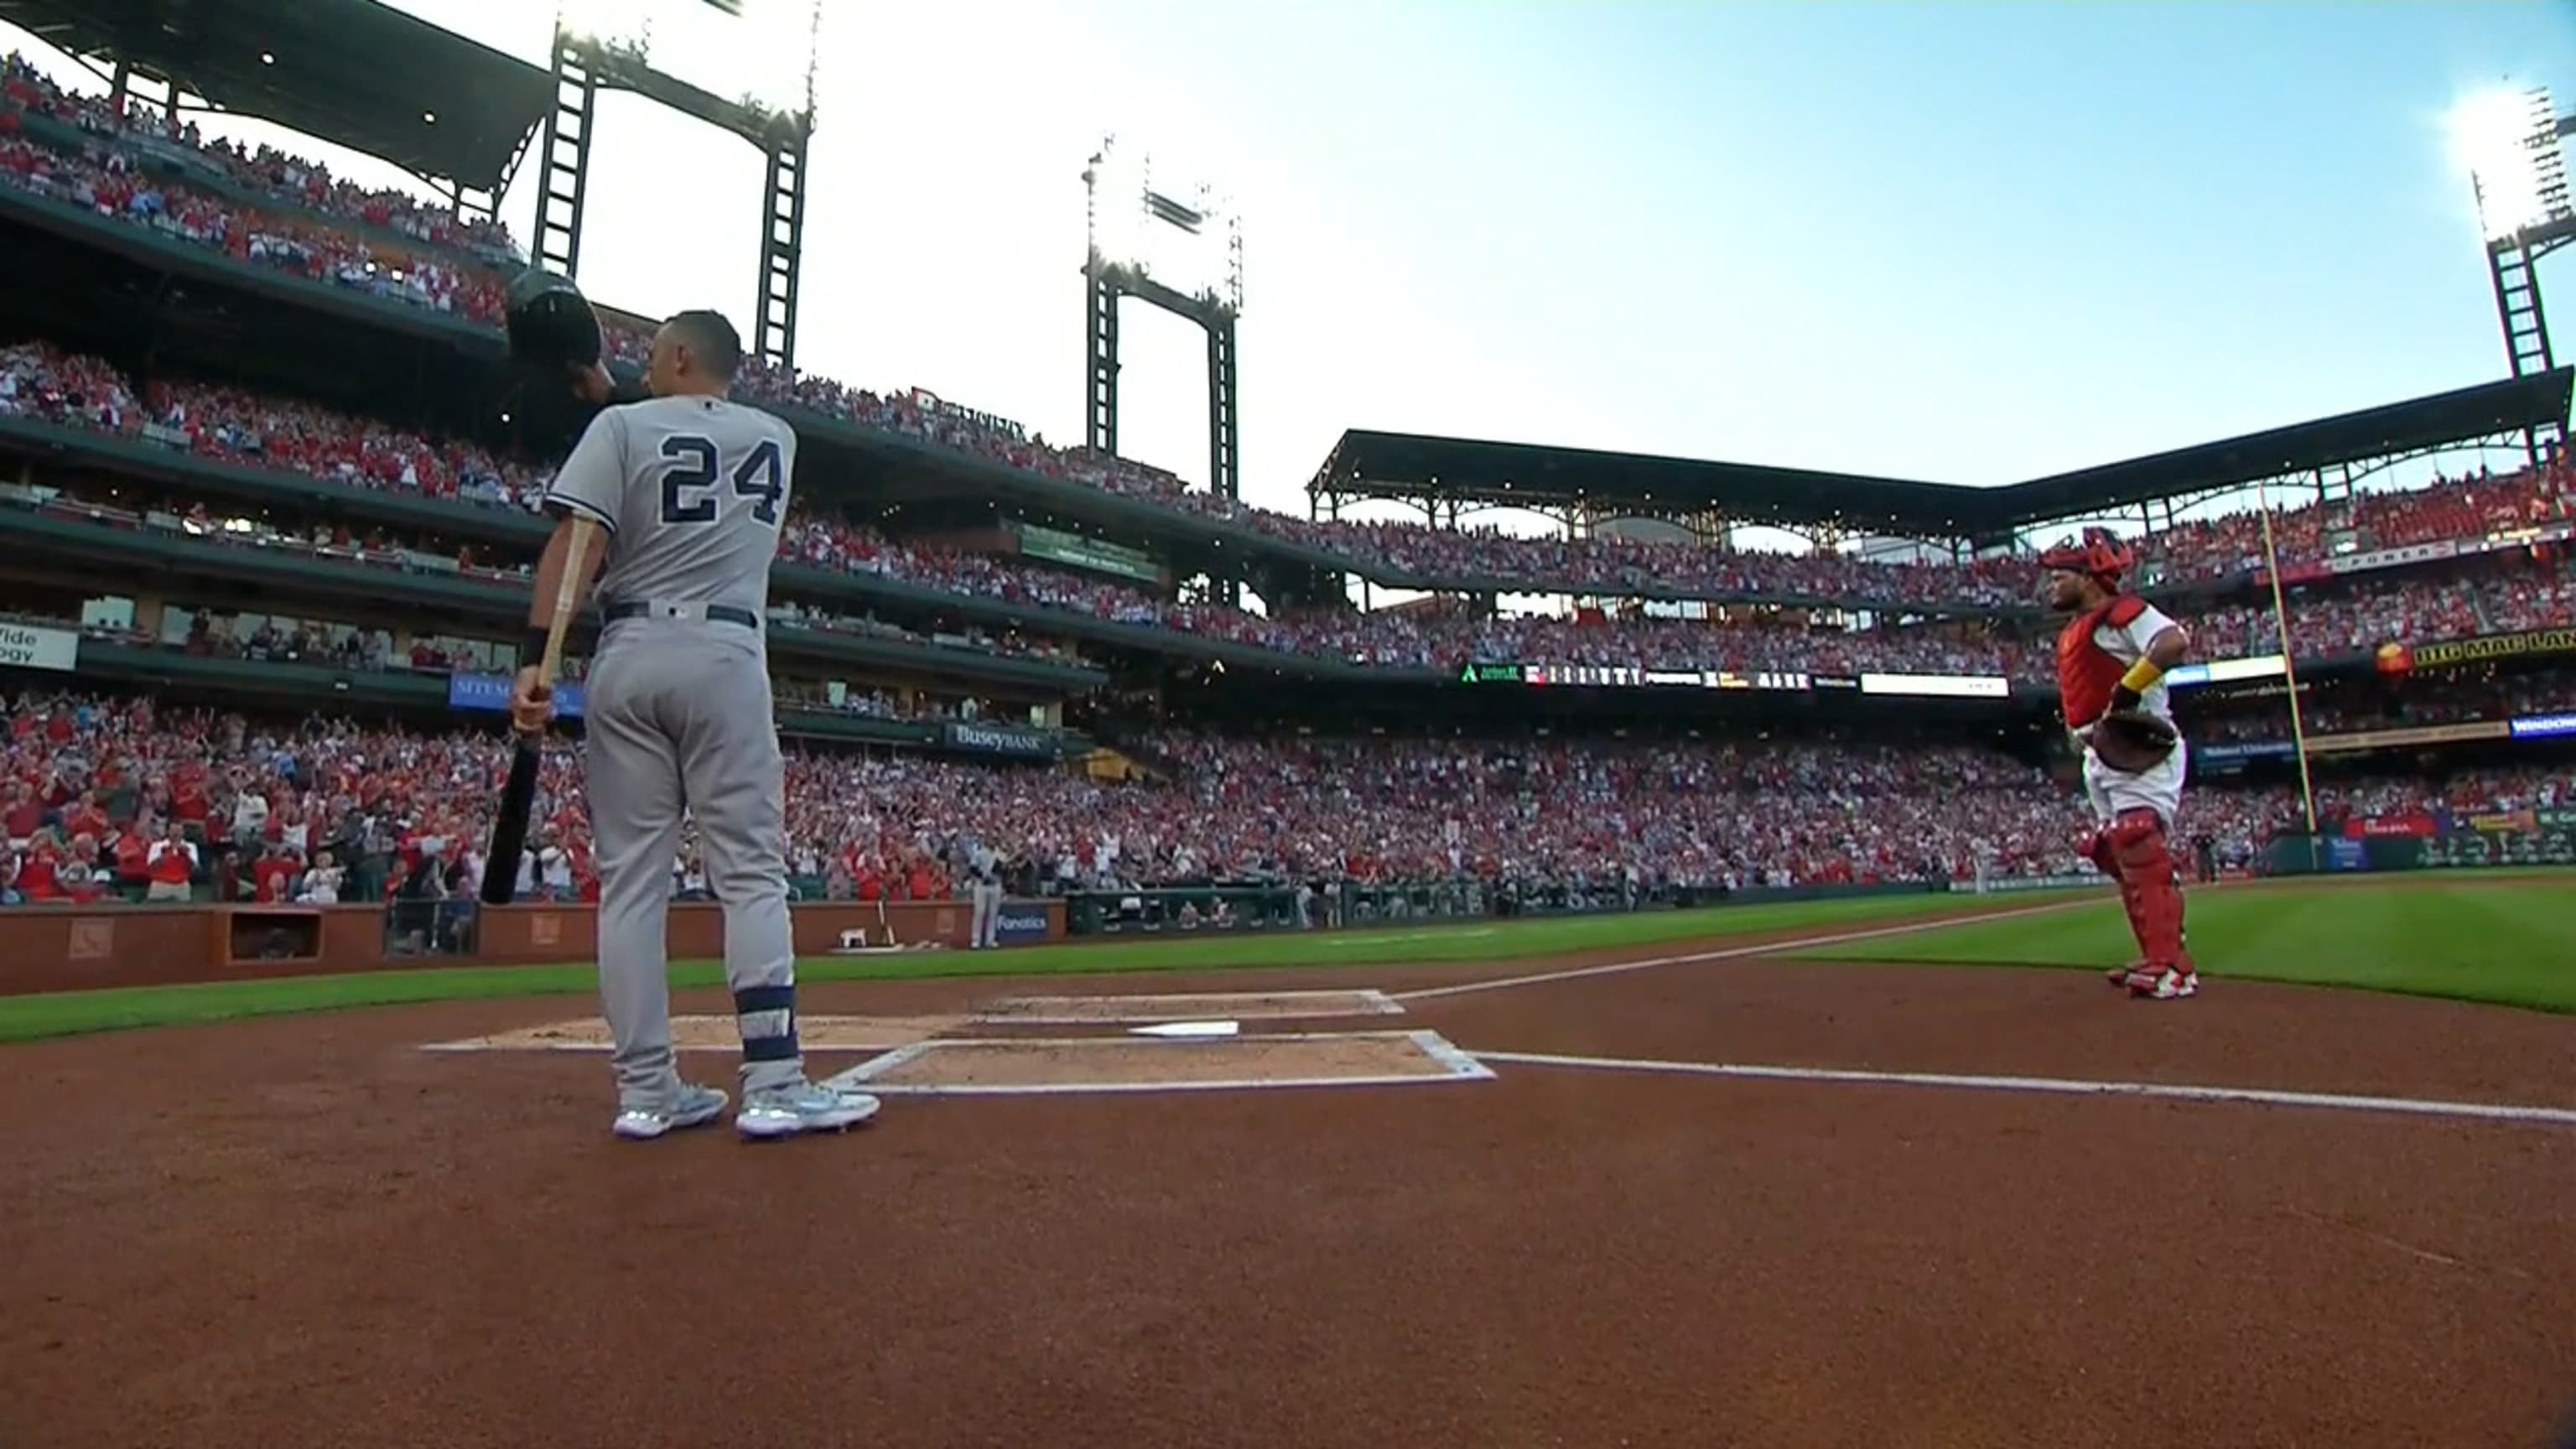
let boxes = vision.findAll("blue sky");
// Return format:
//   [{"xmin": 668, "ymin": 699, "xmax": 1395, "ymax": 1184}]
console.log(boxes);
[{"xmin": 3, "ymin": 0, "xmax": 2571, "ymax": 543}]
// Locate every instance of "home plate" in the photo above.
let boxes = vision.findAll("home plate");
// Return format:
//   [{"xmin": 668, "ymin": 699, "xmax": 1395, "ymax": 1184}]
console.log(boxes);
[{"xmin": 1129, "ymin": 1020, "xmax": 1239, "ymax": 1039}]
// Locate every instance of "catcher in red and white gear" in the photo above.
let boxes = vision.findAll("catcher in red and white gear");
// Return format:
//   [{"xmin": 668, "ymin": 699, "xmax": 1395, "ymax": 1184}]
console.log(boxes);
[{"xmin": 2043, "ymin": 527, "xmax": 2199, "ymax": 1000}]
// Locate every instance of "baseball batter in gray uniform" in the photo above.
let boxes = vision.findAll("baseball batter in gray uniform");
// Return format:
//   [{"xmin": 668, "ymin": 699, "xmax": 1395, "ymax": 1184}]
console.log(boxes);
[
  {"xmin": 511, "ymin": 309, "xmax": 879, "ymax": 1143},
  {"xmin": 963, "ymin": 836, "xmax": 1002, "ymax": 949}
]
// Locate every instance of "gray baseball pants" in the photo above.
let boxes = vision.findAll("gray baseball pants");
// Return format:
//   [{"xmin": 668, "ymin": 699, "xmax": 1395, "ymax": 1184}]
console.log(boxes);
[
  {"xmin": 970, "ymin": 880, "xmax": 1003, "ymax": 948},
  {"xmin": 582, "ymin": 618, "xmax": 804, "ymax": 1109}
]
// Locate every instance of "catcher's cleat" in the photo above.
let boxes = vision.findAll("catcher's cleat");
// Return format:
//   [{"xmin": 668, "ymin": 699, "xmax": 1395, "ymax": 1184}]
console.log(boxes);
[{"xmin": 2122, "ymin": 966, "xmax": 2198, "ymax": 1000}]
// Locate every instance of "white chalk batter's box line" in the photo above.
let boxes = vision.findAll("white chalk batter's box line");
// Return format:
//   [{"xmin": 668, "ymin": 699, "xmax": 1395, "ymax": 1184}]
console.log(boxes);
[
  {"xmin": 419, "ymin": 1037, "xmax": 916, "ymax": 1056},
  {"xmin": 1468, "ymin": 1051, "xmax": 2576, "ymax": 1129},
  {"xmin": 971, "ymin": 988, "xmax": 1405, "ymax": 1024},
  {"xmin": 820, "ymin": 1028, "xmax": 1493, "ymax": 1097}
]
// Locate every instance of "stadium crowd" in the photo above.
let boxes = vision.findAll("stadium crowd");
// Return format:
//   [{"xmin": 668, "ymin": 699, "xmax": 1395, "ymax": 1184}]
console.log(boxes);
[
  {"xmin": 3, "ymin": 688, "xmax": 2568, "ymax": 911},
  {"xmin": 8, "ymin": 340, "xmax": 2569, "ymax": 686},
  {"xmin": 1, "ymin": 53, "xmax": 518, "ymax": 260},
  {"xmin": 3, "ymin": 59, "xmax": 2568, "ymax": 621},
  {"xmin": 2186, "ymin": 667, "xmax": 2576, "ymax": 743}
]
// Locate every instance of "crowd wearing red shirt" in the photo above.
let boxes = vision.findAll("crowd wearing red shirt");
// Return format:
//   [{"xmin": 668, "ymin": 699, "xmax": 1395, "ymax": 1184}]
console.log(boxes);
[
  {"xmin": 8, "ymin": 686, "xmax": 2572, "ymax": 911},
  {"xmin": 9, "ymin": 340, "xmax": 2568, "ymax": 688},
  {"xmin": 1, "ymin": 55, "xmax": 517, "ymax": 257},
  {"xmin": 2191, "ymin": 667, "xmax": 2576, "ymax": 744},
  {"xmin": 3, "ymin": 53, "xmax": 2568, "ymax": 623}
]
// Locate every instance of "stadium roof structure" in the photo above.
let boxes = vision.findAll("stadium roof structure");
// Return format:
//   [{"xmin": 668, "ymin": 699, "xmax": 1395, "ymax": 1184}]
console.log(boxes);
[
  {"xmin": 1309, "ymin": 367, "xmax": 2574, "ymax": 542},
  {"xmin": 0, "ymin": 0, "xmax": 551, "ymax": 190}
]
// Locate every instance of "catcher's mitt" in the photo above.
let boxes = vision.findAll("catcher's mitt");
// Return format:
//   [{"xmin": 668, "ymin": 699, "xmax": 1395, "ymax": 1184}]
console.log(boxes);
[{"xmin": 2087, "ymin": 709, "xmax": 2179, "ymax": 772}]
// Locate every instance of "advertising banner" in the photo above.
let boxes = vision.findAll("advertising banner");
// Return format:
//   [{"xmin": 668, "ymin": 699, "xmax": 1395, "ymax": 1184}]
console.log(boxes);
[
  {"xmin": 2322, "ymin": 539, "xmax": 2459, "ymax": 576},
  {"xmin": 0, "ymin": 621, "xmax": 79, "ymax": 673},
  {"xmin": 2325, "ymin": 837, "xmax": 2368, "ymax": 871},
  {"xmin": 2303, "ymin": 720, "xmax": 2508, "ymax": 755},
  {"xmin": 994, "ymin": 905, "xmax": 1054, "ymax": 946},
  {"xmin": 1956, "ymin": 870, "xmax": 2105, "ymax": 895},
  {"xmin": 1017, "ymin": 523, "xmax": 1163, "ymax": 585},
  {"xmin": 906, "ymin": 387, "xmax": 1026, "ymax": 441},
  {"xmin": 2464, "ymin": 809, "xmax": 2539, "ymax": 834},
  {"xmin": 943, "ymin": 720, "xmax": 1057, "ymax": 759},
  {"xmin": 449, "ymin": 672, "xmax": 586, "ymax": 719},
  {"xmin": 1462, "ymin": 662, "xmax": 1818, "ymax": 691},
  {"xmin": 1525, "ymin": 664, "xmax": 1644, "ymax": 688},
  {"xmin": 2193, "ymin": 740, "xmax": 2297, "ymax": 762},
  {"xmin": 2346, "ymin": 813, "xmax": 2438, "ymax": 839},
  {"xmin": 2397, "ymin": 628, "xmax": 2576, "ymax": 671},
  {"xmin": 2163, "ymin": 655, "xmax": 2287, "ymax": 690},
  {"xmin": 2509, "ymin": 713, "xmax": 2576, "ymax": 740},
  {"xmin": 1857, "ymin": 673, "xmax": 2010, "ymax": 699}
]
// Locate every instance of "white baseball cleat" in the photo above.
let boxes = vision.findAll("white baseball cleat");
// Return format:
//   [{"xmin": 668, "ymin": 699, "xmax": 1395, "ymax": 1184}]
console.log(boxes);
[
  {"xmin": 2125, "ymin": 967, "xmax": 2199, "ymax": 1000},
  {"xmin": 612, "ymin": 1083, "xmax": 730, "ymax": 1140},
  {"xmin": 736, "ymin": 1080, "xmax": 882, "ymax": 1140}
]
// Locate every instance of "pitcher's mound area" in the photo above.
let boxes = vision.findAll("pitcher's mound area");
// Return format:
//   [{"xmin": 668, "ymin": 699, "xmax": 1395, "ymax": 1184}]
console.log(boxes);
[
  {"xmin": 973, "ymin": 988, "xmax": 1402, "ymax": 1023},
  {"xmin": 827, "ymin": 1028, "xmax": 1491, "ymax": 1095}
]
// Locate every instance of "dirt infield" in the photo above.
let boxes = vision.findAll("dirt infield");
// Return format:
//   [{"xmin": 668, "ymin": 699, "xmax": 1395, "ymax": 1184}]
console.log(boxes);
[{"xmin": 4, "ymin": 906, "xmax": 2573, "ymax": 1448}]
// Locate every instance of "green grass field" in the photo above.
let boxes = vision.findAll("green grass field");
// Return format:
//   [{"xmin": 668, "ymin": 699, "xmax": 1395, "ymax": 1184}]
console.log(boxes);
[
  {"xmin": 0, "ymin": 892, "xmax": 1981, "ymax": 1044},
  {"xmin": 1794, "ymin": 874, "xmax": 2576, "ymax": 1011},
  {"xmin": 2, "ymin": 875, "xmax": 2568, "ymax": 1044}
]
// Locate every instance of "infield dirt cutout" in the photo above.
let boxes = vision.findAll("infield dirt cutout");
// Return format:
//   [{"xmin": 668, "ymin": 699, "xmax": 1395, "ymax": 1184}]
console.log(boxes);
[{"xmin": 422, "ymin": 990, "xmax": 1489, "ymax": 1097}]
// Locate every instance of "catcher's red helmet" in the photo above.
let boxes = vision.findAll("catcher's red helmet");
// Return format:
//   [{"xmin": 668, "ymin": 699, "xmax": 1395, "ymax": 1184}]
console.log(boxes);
[{"xmin": 2039, "ymin": 527, "xmax": 2134, "ymax": 581}]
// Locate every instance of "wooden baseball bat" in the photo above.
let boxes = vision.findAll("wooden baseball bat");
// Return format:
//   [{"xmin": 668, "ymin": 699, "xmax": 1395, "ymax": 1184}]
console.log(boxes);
[{"xmin": 480, "ymin": 518, "xmax": 599, "ymax": 906}]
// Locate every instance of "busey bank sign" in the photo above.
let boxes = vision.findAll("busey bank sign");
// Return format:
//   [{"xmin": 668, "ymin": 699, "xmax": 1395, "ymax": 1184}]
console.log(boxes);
[
  {"xmin": 0, "ymin": 622, "xmax": 79, "ymax": 673},
  {"xmin": 943, "ymin": 721, "xmax": 1057, "ymax": 759}
]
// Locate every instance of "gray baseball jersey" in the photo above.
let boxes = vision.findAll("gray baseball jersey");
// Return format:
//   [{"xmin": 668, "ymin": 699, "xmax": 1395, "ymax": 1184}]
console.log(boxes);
[
  {"xmin": 542, "ymin": 392, "xmax": 811, "ymax": 1110},
  {"xmin": 543, "ymin": 394, "xmax": 797, "ymax": 615}
]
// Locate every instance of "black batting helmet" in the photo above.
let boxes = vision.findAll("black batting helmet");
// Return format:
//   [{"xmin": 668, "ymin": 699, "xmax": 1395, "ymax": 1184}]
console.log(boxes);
[{"xmin": 504, "ymin": 267, "xmax": 602, "ymax": 371}]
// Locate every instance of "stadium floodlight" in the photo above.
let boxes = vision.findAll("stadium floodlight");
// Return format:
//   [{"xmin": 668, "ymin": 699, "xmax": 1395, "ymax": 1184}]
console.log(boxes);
[
  {"xmin": 2448, "ymin": 85, "xmax": 2569, "ymax": 242},
  {"xmin": 1084, "ymin": 137, "xmax": 1240, "ymax": 314},
  {"xmin": 2448, "ymin": 84, "xmax": 2574, "ymax": 463},
  {"xmin": 1081, "ymin": 132, "xmax": 1249, "ymax": 507},
  {"xmin": 555, "ymin": 0, "xmax": 642, "ymax": 48}
]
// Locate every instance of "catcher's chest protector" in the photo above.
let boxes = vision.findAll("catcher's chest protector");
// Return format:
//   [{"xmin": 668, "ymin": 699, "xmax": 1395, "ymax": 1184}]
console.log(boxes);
[{"xmin": 2056, "ymin": 595, "xmax": 2148, "ymax": 726}]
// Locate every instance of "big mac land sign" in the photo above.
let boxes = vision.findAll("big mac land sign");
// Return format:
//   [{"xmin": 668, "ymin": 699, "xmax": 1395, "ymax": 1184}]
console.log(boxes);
[{"xmin": 2376, "ymin": 627, "xmax": 2576, "ymax": 675}]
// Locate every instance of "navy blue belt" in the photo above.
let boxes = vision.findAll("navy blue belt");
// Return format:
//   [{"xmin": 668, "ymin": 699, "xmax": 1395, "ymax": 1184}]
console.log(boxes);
[{"xmin": 603, "ymin": 601, "xmax": 761, "ymax": 629}]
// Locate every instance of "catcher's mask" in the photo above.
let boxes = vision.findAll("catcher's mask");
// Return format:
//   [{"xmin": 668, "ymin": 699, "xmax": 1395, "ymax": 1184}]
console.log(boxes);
[{"xmin": 2039, "ymin": 527, "xmax": 2133, "ymax": 584}]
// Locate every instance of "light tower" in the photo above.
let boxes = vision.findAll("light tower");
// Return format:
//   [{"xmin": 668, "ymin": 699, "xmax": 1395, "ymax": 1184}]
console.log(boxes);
[
  {"xmin": 1081, "ymin": 136, "xmax": 1247, "ymax": 501},
  {"xmin": 539, "ymin": 0, "xmax": 823, "ymax": 372},
  {"xmin": 2454, "ymin": 84, "xmax": 2575, "ymax": 464}
]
